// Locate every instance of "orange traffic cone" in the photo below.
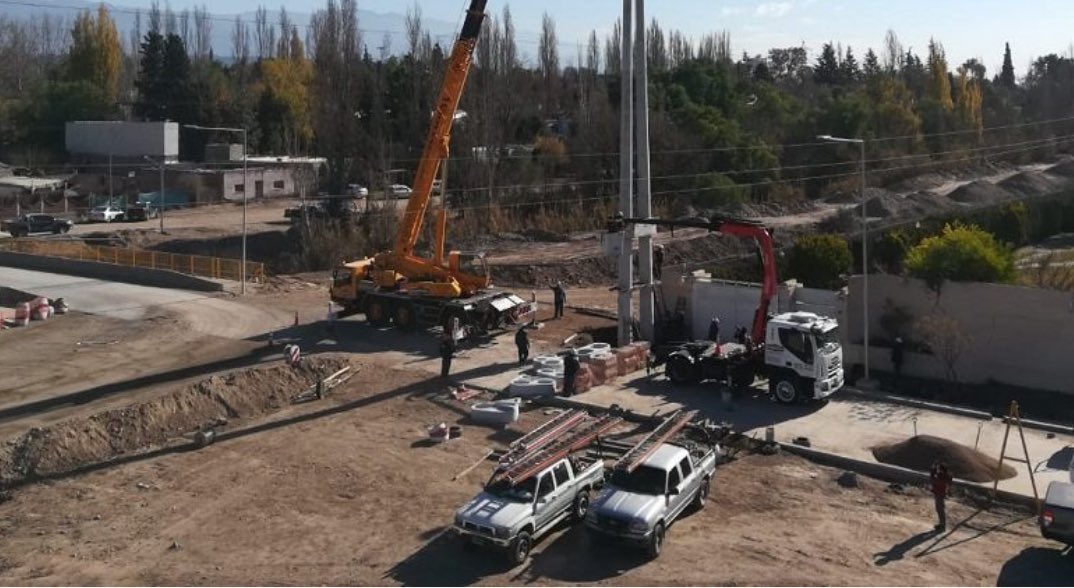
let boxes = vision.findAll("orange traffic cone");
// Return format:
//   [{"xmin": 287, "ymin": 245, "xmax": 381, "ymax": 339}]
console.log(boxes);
[{"xmin": 294, "ymin": 311, "xmax": 299, "ymax": 326}]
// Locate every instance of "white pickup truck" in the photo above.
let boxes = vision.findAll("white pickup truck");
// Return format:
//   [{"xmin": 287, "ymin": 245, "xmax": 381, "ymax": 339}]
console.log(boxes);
[
  {"xmin": 585, "ymin": 441, "xmax": 717, "ymax": 558},
  {"xmin": 454, "ymin": 454, "xmax": 604, "ymax": 565}
]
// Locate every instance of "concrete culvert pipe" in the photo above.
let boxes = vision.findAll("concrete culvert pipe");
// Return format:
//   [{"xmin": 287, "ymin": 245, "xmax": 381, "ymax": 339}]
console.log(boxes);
[{"xmin": 470, "ymin": 399, "xmax": 521, "ymax": 426}]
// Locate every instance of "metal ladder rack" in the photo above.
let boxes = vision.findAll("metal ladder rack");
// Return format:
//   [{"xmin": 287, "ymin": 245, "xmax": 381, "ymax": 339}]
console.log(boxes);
[
  {"xmin": 614, "ymin": 410, "xmax": 698, "ymax": 473},
  {"xmin": 498, "ymin": 409, "xmax": 587, "ymax": 466},
  {"xmin": 493, "ymin": 413, "xmax": 623, "ymax": 485}
]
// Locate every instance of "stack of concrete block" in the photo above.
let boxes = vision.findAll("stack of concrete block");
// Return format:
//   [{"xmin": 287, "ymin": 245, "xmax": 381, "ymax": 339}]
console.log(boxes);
[
  {"xmin": 572, "ymin": 364, "xmax": 594, "ymax": 394},
  {"xmin": 581, "ymin": 350, "xmax": 618, "ymax": 385}
]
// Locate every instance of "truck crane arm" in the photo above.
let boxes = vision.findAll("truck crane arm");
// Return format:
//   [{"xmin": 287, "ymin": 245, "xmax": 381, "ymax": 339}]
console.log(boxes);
[{"xmin": 607, "ymin": 214, "xmax": 778, "ymax": 345}]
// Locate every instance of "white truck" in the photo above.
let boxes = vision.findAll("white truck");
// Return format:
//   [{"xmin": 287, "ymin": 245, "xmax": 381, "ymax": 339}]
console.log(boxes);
[
  {"xmin": 453, "ymin": 410, "xmax": 622, "ymax": 565},
  {"xmin": 585, "ymin": 411, "xmax": 719, "ymax": 558}
]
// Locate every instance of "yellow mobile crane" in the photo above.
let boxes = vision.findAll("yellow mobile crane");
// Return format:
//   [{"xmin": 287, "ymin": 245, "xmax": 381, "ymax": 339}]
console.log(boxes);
[{"xmin": 330, "ymin": 0, "xmax": 534, "ymax": 335}]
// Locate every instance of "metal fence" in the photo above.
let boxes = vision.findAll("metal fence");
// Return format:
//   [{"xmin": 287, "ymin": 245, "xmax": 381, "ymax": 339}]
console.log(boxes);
[{"xmin": 0, "ymin": 239, "xmax": 265, "ymax": 284}]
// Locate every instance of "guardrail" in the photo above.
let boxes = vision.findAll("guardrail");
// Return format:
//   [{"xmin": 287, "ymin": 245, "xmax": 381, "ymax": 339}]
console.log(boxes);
[{"xmin": 0, "ymin": 239, "xmax": 266, "ymax": 284}]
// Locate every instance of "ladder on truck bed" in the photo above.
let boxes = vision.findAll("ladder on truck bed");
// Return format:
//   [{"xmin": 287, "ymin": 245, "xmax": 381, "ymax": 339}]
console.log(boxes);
[
  {"xmin": 492, "ymin": 412, "xmax": 623, "ymax": 485},
  {"xmin": 498, "ymin": 409, "xmax": 588, "ymax": 467},
  {"xmin": 614, "ymin": 410, "xmax": 698, "ymax": 473}
]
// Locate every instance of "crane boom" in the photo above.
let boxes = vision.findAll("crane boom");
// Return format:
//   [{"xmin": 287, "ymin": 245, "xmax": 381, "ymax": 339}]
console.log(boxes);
[{"xmin": 608, "ymin": 214, "xmax": 778, "ymax": 345}]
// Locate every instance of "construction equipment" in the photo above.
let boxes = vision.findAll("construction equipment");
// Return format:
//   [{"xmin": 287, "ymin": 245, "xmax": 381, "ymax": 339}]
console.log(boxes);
[
  {"xmin": 491, "ymin": 412, "xmax": 623, "ymax": 485},
  {"xmin": 607, "ymin": 214, "xmax": 844, "ymax": 403},
  {"xmin": 329, "ymin": 0, "xmax": 534, "ymax": 336},
  {"xmin": 614, "ymin": 409, "xmax": 697, "ymax": 473}
]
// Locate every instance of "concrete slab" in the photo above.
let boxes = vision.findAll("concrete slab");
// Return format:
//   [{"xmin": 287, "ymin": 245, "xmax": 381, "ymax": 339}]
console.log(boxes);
[{"xmin": 568, "ymin": 375, "xmax": 1074, "ymax": 499}]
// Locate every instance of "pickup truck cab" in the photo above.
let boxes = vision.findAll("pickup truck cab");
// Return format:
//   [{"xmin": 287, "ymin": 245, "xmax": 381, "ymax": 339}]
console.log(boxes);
[
  {"xmin": 586, "ymin": 442, "xmax": 717, "ymax": 558},
  {"xmin": 1040, "ymin": 481, "xmax": 1074, "ymax": 547},
  {"xmin": 454, "ymin": 455, "xmax": 604, "ymax": 565},
  {"xmin": 1, "ymin": 214, "xmax": 73, "ymax": 237}
]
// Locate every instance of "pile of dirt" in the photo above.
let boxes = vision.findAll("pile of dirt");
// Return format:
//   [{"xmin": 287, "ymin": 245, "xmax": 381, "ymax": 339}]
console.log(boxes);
[
  {"xmin": 0, "ymin": 355, "xmax": 349, "ymax": 487},
  {"xmin": 998, "ymin": 171, "xmax": 1063, "ymax": 197},
  {"xmin": 864, "ymin": 193, "xmax": 903, "ymax": 218},
  {"xmin": 1046, "ymin": 158, "xmax": 1074, "ymax": 177},
  {"xmin": 904, "ymin": 191, "xmax": 958, "ymax": 216},
  {"xmin": 871, "ymin": 435, "xmax": 1016, "ymax": 483},
  {"xmin": 946, "ymin": 180, "xmax": 1012, "ymax": 205}
]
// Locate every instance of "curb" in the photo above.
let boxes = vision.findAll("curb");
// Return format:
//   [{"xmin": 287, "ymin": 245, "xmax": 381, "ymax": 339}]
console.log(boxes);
[
  {"xmin": 779, "ymin": 442, "xmax": 1040, "ymax": 511},
  {"xmin": 842, "ymin": 387, "xmax": 1074, "ymax": 436}
]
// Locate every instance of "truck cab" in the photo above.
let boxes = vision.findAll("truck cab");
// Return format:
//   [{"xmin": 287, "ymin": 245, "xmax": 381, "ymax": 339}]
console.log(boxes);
[
  {"xmin": 585, "ymin": 443, "xmax": 717, "ymax": 559},
  {"xmin": 765, "ymin": 311, "xmax": 844, "ymax": 403},
  {"xmin": 454, "ymin": 455, "xmax": 603, "ymax": 565}
]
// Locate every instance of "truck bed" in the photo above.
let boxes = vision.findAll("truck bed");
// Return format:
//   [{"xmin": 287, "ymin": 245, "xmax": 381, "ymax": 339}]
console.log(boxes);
[{"xmin": 1041, "ymin": 481, "xmax": 1074, "ymax": 546}]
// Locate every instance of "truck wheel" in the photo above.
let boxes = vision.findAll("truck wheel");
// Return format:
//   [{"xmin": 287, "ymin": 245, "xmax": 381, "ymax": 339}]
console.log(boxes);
[
  {"xmin": 646, "ymin": 522, "xmax": 665, "ymax": 559},
  {"xmin": 771, "ymin": 375, "xmax": 800, "ymax": 404},
  {"xmin": 366, "ymin": 299, "xmax": 391, "ymax": 327},
  {"xmin": 667, "ymin": 355, "xmax": 700, "ymax": 385},
  {"xmin": 692, "ymin": 477, "xmax": 710, "ymax": 511},
  {"xmin": 571, "ymin": 490, "xmax": 590, "ymax": 522},
  {"xmin": 507, "ymin": 531, "xmax": 532, "ymax": 565},
  {"xmin": 394, "ymin": 303, "xmax": 416, "ymax": 330}
]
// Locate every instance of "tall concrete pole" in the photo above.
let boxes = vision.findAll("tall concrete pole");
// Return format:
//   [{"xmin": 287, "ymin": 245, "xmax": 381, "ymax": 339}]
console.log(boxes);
[
  {"xmin": 634, "ymin": 0, "xmax": 654, "ymax": 342},
  {"xmin": 242, "ymin": 128, "xmax": 248, "ymax": 296},
  {"xmin": 616, "ymin": 0, "xmax": 634, "ymax": 346}
]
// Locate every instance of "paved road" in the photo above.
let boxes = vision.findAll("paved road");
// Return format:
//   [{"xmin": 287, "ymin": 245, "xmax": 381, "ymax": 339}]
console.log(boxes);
[{"xmin": 0, "ymin": 267, "xmax": 290, "ymax": 338}]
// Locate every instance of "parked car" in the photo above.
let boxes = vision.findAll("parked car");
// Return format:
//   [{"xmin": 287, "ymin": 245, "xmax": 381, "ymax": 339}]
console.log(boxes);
[
  {"xmin": 346, "ymin": 184, "xmax": 369, "ymax": 197},
  {"xmin": 454, "ymin": 454, "xmax": 604, "ymax": 565},
  {"xmin": 123, "ymin": 203, "xmax": 159, "ymax": 222},
  {"xmin": 87, "ymin": 205, "xmax": 125, "ymax": 222},
  {"xmin": 388, "ymin": 184, "xmax": 412, "ymax": 199},
  {"xmin": 0, "ymin": 213, "xmax": 73, "ymax": 237},
  {"xmin": 1040, "ymin": 481, "xmax": 1074, "ymax": 547},
  {"xmin": 585, "ymin": 441, "xmax": 718, "ymax": 559}
]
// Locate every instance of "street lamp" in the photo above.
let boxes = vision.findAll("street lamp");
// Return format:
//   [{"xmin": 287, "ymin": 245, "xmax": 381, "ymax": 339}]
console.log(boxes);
[
  {"xmin": 817, "ymin": 134, "xmax": 871, "ymax": 383},
  {"xmin": 142, "ymin": 155, "xmax": 166, "ymax": 234},
  {"xmin": 184, "ymin": 124, "xmax": 248, "ymax": 295}
]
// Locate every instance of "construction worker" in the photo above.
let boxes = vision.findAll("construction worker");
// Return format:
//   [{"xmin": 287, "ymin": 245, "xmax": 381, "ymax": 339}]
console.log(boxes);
[
  {"xmin": 563, "ymin": 349, "xmax": 580, "ymax": 397},
  {"xmin": 653, "ymin": 245, "xmax": 665, "ymax": 280},
  {"xmin": 929, "ymin": 461, "xmax": 953, "ymax": 531},
  {"xmin": 439, "ymin": 334, "xmax": 456, "ymax": 379},
  {"xmin": 891, "ymin": 337, "xmax": 905, "ymax": 383},
  {"xmin": 552, "ymin": 281, "xmax": 566, "ymax": 319},
  {"xmin": 515, "ymin": 327, "xmax": 530, "ymax": 366},
  {"xmin": 708, "ymin": 317, "xmax": 721, "ymax": 343}
]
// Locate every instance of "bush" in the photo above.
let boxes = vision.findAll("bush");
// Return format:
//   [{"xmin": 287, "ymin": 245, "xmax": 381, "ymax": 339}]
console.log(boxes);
[
  {"xmin": 904, "ymin": 222, "xmax": 1015, "ymax": 292},
  {"xmin": 786, "ymin": 233, "xmax": 852, "ymax": 289}
]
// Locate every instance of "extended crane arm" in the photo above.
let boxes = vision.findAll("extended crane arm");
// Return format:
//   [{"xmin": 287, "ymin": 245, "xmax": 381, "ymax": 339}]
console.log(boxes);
[
  {"xmin": 607, "ymin": 214, "xmax": 778, "ymax": 345},
  {"xmin": 395, "ymin": 0, "xmax": 487, "ymax": 257}
]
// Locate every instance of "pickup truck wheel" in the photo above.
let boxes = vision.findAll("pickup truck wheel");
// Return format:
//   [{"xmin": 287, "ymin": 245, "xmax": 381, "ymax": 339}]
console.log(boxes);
[
  {"xmin": 692, "ymin": 477, "xmax": 710, "ymax": 510},
  {"xmin": 571, "ymin": 491, "xmax": 590, "ymax": 522},
  {"xmin": 771, "ymin": 375, "xmax": 800, "ymax": 404},
  {"xmin": 646, "ymin": 522, "xmax": 665, "ymax": 559},
  {"xmin": 507, "ymin": 531, "xmax": 532, "ymax": 565}
]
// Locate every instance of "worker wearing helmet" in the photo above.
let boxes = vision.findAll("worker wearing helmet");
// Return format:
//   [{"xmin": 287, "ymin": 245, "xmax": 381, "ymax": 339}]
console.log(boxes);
[{"xmin": 563, "ymin": 348, "xmax": 580, "ymax": 397}]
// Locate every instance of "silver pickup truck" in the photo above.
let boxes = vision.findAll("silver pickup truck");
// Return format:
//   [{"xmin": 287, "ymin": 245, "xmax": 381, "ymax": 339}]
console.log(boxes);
[
  {"xmin": 1040, "ymin": 480, "xmax": 1074, "ymax": 547},
  {"xmin": 454, "ymin": 455, "xmax": 604, "ymax": 565},
  {"xmin": 585, "ymin": 442, "xmax": 717, "ymax": 558}
]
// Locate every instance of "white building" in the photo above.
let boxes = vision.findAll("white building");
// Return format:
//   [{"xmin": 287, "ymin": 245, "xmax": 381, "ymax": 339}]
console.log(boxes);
[{"xmin": 65, "ymin": 121, "xmax": 180, "ymax": 163}]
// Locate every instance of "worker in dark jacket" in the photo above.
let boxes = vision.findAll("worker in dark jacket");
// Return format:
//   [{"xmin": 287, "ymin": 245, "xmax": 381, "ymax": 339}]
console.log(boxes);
[
  {"xmin": 439, "ymin": 334, "xmax": 456, "ymax": 379},
  {"xmin": 515, "ymin": 327, "xmax": 530, "ymax": 366},
  {"xmin": 929, "ymin": 461, "xmax": 953, "ymax": 531},
  {"xmin": 563, "ymin": 349, "xmax": 581, "ymax": 397},
  {"xmin": 552, "ymin": 281, "xmax": 566, "ymax": 319},
  {"xmin": 653, "ymin": 245, "xmax": 665, "ymax": 280},
  {"xmin": 708, "ymin": 317, "xmax": 721, "ymax": 342}
]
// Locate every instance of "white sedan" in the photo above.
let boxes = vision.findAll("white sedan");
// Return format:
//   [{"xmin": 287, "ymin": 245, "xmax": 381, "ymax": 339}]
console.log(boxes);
[
  {"xmin": 389, "ymin": 184, "xmax": 413, "ymax": 199},
  {"xmin": 87, "ymin": 205, "xmax": 125, "ymax": 222}
]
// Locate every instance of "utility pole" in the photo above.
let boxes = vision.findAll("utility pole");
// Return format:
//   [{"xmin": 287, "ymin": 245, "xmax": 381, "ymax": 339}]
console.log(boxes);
[
  {"xmin": 634, "ymin": 0, "xmax": 655, "ymax": 342},
  {"xmin": 616, "ymin": 0, "xmax": 634, "ymax": 347}
]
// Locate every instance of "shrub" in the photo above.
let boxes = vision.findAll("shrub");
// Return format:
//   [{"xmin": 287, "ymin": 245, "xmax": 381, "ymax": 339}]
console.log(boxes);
[
  {"xmin": 904, "ymin": 222, "xmax": 1015, "ymax": 292},
  {"xmin": 786, "ymin": 233, "xmax": 852, "ymax": 289}
]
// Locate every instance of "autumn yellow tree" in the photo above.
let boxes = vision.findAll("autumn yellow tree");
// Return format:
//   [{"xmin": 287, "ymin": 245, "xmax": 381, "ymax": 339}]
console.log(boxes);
[
  {"xmin": 955, "ymin": 66, "xmax": 983, "ymax": 138},
  {"xmin": 257, "ymin": 36, "xmax": 313, "ymax": 153},
  {"xmin": 926, "ymin": 38, "xmax": 953, "ymax": 111},
  {"xmin": 68, "ymin": 4, "xmax": 122, "ymax": 102}
]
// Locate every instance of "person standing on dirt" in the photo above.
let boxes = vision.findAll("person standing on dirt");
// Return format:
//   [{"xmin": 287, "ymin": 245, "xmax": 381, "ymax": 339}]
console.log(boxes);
[
  {"xmin": 439, "ymin": 334, "xmax": 456, "ymax": 379},
  {"xmin": 563, "ymin": 349, "xmax": 580, "ymax": 397},
  {"xmin": 929, "ymin": 461, "xmax": 953, "ymax": 531},
  {"xmin": 552, "ymin": 281, "xmax": 566, "ymax": 319},
  {"xmin": 515, "ymin": 327, "xmax": 530, "ymax": 366},
  {"xmin": 891, "ymin": 337, "xmax": 905, "ymax": 383}
]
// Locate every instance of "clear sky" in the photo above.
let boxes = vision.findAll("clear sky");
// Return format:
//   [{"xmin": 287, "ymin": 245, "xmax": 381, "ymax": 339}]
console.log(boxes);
[{"xmin": 106, "ymin": 0, "xmax": 1074, "ymax": 75}]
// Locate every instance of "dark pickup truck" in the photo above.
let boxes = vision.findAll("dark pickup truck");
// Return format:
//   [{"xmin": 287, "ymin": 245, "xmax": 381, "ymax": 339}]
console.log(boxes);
[
  {"xmin": 1040, "ymin": 480, "xmax": 1074, "ymax": 547},
  {"xmin": 1, "ymin": 214, "xmax": 73, "ymax": 237}
]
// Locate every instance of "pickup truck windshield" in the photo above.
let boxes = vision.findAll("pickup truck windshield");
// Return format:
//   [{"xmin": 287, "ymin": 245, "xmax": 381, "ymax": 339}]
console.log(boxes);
[
  {"xmin": 485, "ymin": 475, "xmax": 537, "ymax": 502},
  {"xmin": 610, "ymin": 465, "xmax": 666, "ymax": 495}
]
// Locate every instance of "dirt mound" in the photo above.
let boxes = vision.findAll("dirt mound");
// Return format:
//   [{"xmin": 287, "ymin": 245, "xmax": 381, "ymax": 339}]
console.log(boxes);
[
  {"xmin": 0, "ymin": 355, "xmax": 349, "ymax": 487},
  {"xmin": 998, "ymin": 171, "xmax": 1062, "ymax": 196},
  {"xmin": 864, "ymin": 193, "xmax": 902, "ymax": 218},
  {"xmin": 872, "ymin": 435, "xmax": 1016, "ymax": 483},
  {"xmin": 1046, "ymin": 158, "xmax": 1074, "ymax": 177},
  {"xmin": 946, "ymin": 180, "xmax": 1011, "ymax": 205},
  {"xmin": 904, "ymin": 191, "xmax": 958, "ymax": 216}
]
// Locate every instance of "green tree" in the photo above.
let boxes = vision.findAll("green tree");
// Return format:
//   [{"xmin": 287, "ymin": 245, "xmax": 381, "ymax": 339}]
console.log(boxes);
[
  {"xmin": 926, "ymin": 38, "xmax": 953, "ymax": 110},
  {"xmin": 18, "ymin": 80, "xmax": 118, "ymax": 153},
  {"xmin": 787, "ymin": 233, "xmax": 852, "ymax": 289},
  {"xmin": 840, "ymin": 46, "xmax": 860, "ymax": 84},
  {"xmin": 815, "ymin": 42, "xmax": 840, "ymax": 85},
  {"xmin": 134, "ymin": 30, "xmax": 166, "ymax": 120},
  {"xmin": 862, "ymin": 48, "xmax": 881, "ymax": 80},
  {"xmin": 904, "ymin": 223, "xmax": 1016, "ymax": 291},
  {"xmin": 67, "ymin": 4, "xmax": 123, "ymax": 102},
  {"xmin": 1000, "ymin": 42, "xmax": 1015, "ymax": 88}
]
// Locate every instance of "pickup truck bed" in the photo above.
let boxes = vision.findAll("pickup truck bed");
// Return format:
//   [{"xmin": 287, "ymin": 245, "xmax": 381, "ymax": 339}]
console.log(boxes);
[{"xmin": 1041, "ymin": 481, "xmax": 1074, "ymax": 546}]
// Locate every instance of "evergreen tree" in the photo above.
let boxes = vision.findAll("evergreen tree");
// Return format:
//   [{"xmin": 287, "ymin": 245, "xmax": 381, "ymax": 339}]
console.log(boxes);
[
  {"xmin": 753, "ymin": 60, "xmax": 772, "ymax": 82},
  {"xmin": 815, "ymin": 42, "xmax": 840, "ymax": 85},
  {"xmin": 134, "ymin": 30, "xmax": 166, "ymax": 120},
  {"xmin": 863, "ymin": 48, "xmax": 881, "ymax": 79},
  {"xmin": 840, "ymin": 46, "xmax": 860, "ymax": 83},
  {"xmin": 162, "ymin": 33, "xmax": 192, "ymax": 122},
  {"xmin": 1000, "ymin": 42, "xmax": 1016, "ymax": 88}
]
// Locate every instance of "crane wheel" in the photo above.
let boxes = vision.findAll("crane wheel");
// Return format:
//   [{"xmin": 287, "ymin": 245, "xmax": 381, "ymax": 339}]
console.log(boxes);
[
  {"xmin": 366, "ymin": 299, "xmax": 391, "ymax": 327},
  {"xmin": 394, "ymin": 303, "xmax": 416, "ymax": 330}
]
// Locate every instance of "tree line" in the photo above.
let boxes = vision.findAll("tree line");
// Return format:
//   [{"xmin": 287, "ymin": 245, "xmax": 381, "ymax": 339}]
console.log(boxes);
[{"xmin": 2, "ymin": 1, "xmax": 1074, "ymax": 217}]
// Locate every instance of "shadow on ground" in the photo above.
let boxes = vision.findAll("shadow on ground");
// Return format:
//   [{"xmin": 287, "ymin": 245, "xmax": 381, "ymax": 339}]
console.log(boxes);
[{"xmin": 996, "ymin": 546, "xmax": 1074, "ymax": 586}]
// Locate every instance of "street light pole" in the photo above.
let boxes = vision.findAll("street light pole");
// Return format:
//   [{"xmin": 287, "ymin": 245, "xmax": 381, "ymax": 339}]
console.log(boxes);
[
  {"xmin": 159, "ymin": 157, "xmax": 165, "ymax": 234},
  {"xmin": 184, "ymin": 124, "xmax": 249, "ymax": 295},
  {"xmin": 818, "ymin": 134, "xmax": 870, "ymax": 382}
]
